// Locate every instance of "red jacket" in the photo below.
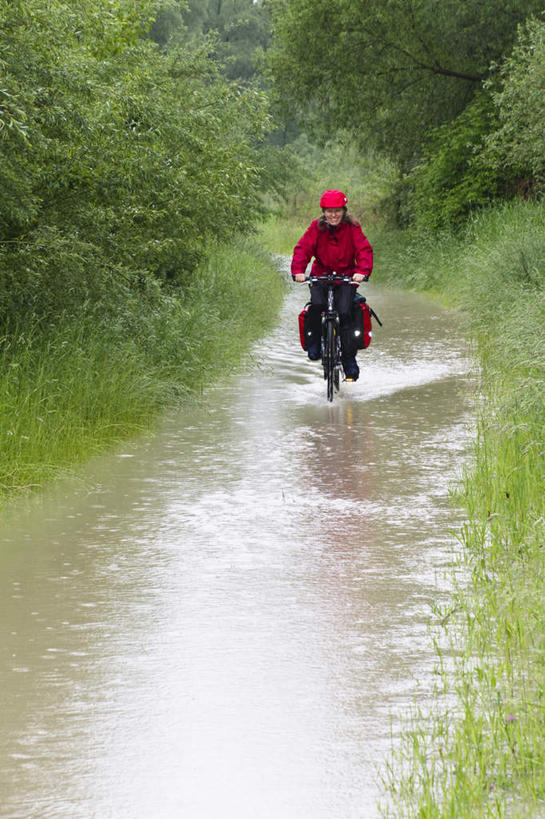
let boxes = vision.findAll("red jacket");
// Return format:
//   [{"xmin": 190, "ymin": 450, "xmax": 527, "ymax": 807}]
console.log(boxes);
[{"xmin": 291, "ymin": 218, "xmax": 373, "ymax": 279}]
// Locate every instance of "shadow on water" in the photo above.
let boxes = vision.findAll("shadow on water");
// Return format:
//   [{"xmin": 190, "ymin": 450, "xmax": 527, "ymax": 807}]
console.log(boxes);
[{"xmin": 0, "ymin": 280, "xmax": 474, "ymax": 818}]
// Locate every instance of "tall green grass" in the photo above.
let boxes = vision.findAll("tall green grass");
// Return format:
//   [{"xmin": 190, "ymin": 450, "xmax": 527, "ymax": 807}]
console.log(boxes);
[
  {"xmin": 258, "ymin": 217, "xmax": 307, "ymax": 256},
  {"xmin": 376, "ymin": 202, "xmax": 545, "ymax": 816},
  {"xmin": 0, "ymin": 238, "xmax": 286, "ymax": 498}
]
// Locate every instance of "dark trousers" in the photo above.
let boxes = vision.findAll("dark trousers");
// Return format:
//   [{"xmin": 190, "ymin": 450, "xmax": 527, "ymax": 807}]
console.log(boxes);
[{"xmin": 308, "ymin": 282, "xmax": 356, "ymax": 360}]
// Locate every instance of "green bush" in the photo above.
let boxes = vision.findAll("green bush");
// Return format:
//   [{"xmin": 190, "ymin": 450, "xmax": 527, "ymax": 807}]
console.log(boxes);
[
  {"xmin": 0, "ymin": 0, "xmax": 273, "ymax": 330},
  {"xmin": 486, "ymin": 18, "xmax": 545, "ymax": 189},
  {"xmin": 406, "ymin": 94, "xmax": 510, "ymax": 230}
]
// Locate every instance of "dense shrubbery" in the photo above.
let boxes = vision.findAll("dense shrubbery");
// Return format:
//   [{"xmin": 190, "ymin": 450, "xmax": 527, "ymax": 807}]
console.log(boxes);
[
  {"xmin": 405, "ymin": 94, "xmax": 507, "ymax": 230},
  {"xmin": 486, "ymin": 18, "xmax": 545, "ymax": 189},
  {"xmin": 0, "ymin": 0, "xmax": 273, "ymax": 330}
]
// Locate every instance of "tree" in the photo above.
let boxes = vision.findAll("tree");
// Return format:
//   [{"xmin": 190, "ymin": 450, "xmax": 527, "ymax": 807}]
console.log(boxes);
[
  {"xmin": 406, "ymin": 93, "xmax": 507, "ymax": 229},
  {"xmin": 268, "ymin": 0, "xmax": 544, "ymax": 165},
  {"xmin": 151, "ymin": 0, "xmax": 270, "ymax": 82},
  {"xmin": 486, "ymin": 18, "xmax": 545, "ymax": 189},
  {"xmin": 0, "ymin": 0, "xmax": 273, "ymax": 328}
]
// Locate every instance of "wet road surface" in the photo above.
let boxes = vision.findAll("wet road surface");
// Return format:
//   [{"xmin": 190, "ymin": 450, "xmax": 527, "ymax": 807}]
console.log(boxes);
[{"xmin": 0, "ymin": 282, "xmax": 473, "ymax": 818}]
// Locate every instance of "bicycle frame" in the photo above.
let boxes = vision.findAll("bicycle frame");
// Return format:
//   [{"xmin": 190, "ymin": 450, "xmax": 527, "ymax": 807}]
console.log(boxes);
[{"xmin": 306, "ymin": 274, "xmax": 357, "ymax": 401}]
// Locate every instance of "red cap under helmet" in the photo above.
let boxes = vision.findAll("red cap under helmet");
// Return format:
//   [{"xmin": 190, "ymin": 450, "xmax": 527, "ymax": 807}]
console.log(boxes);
[{"xmin": 320, "ymin": 189, "xmax": 347, "ymax": 208}]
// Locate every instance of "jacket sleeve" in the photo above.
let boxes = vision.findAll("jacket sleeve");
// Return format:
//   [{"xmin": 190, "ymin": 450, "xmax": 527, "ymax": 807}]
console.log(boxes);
[
  {"xmin": 352, "ymin": 225, "xmax": 373, "ymax": 278},
  {"xmin": 291, "ymin": 221, "xmax": 318, "ymax": 278}
]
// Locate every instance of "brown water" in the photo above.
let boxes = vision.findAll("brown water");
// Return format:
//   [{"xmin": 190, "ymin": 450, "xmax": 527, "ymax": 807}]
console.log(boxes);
[{"xmin": 0, "ymin": 282, "xmax": 473, "ymax": 818}]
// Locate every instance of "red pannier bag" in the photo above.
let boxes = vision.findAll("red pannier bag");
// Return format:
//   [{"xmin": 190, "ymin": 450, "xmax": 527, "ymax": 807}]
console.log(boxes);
[
  {"xmin": 352, "ymin": 294, "xmax": 382, "ymax": 349},
  {"xmin": 298, "ymin": 303, "xmax": 316, "ymax": 350}
]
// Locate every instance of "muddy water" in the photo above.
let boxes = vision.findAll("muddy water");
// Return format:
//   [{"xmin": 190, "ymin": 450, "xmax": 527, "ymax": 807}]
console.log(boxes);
[{"xmin": 0, "ymin": 282, "xmax": 472, "ymax": 818}]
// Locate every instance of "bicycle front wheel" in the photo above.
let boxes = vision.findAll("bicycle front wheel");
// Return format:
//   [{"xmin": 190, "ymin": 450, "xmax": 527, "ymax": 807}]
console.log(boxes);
[
  {"xmin": 326, "ymin": 321, "xmax": 336, "ymax": 402},
  {"xmin": 333, "ymin": 359, "xmax": 340, "ymax": 392}
]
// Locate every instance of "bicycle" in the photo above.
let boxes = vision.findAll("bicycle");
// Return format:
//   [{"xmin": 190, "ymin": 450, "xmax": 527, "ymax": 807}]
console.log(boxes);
[{"xmin": 304, "ymin": 274, "xmax": 358, "ymax": 402}]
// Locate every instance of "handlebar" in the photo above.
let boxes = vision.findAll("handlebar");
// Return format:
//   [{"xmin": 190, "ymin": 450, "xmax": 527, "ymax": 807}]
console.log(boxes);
[{"xmin": 297, "ymin": 275, "xmax": 362, "ymax": 285}]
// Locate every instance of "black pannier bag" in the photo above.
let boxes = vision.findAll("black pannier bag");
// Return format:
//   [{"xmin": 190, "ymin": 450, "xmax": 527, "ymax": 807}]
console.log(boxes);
[{"xmin": 299, "ymin": 295, "xmax": 382, "ymax": 351}]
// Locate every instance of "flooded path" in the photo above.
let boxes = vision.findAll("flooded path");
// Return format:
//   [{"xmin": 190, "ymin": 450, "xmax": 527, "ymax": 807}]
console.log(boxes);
[{"xmin": 0, "ymin": 282, "xmax": 473, "ymax": 818}]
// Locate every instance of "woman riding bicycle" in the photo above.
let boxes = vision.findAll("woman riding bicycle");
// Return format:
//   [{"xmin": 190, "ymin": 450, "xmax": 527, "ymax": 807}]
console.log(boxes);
[{"xmin": 291, "ymin": 189, "xmax": 373, "ymax": 381}]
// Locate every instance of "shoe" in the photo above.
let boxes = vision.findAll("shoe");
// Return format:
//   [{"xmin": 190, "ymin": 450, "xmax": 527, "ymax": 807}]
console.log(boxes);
[
  {"xmin": 307, "ymin": 341, "xmax": 321, "ymax": 361},
  {"xmin": 343, "ymin": 359, "xmax": 359, "ymax": 381}
]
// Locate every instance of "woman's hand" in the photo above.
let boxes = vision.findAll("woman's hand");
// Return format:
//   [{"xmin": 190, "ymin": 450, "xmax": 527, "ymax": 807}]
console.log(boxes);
[
  {"xmin": 352, "ymin": 273, "xmax": 365, "ymax": 283},
  {"xmin": 294, "ymin": 274, "xmax": 307, "ymax": 282}
]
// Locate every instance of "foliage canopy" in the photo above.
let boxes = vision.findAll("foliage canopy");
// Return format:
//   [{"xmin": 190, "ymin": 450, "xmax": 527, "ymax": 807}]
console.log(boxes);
[
  {"xmin": 0, "ymin": 0, "xmax": 273, "ymax": 329},
  {"xmin": 151, "ymin": 0, "xmax": 270, "ymax": 82},
  {"xmin": 268, "ymin": 0, "xmax": 545, "ymax": 165}
]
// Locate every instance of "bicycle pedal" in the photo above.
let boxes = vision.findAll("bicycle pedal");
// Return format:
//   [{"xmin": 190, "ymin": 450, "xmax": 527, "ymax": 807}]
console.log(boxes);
[{"xmin": 344, "ymin": 377, "xmax": 356, "ymax": 383}]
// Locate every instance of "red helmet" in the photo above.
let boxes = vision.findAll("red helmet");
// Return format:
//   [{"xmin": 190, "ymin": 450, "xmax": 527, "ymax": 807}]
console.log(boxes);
[{"xmin": 320, "ymin": 189, "xmax": 347, "ymax": 208}]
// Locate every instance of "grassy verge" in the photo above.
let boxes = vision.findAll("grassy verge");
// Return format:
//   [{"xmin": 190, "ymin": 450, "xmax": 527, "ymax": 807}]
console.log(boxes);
[
  {"xmin": 258, "ymin": 216, "xmax": 306, "ymax": 257},
  {"xmin": 0, "ymin": 238, "xmax": 287, "ymax": 499},
  {"xmin": 371, "ymin": 202, "xmax": 545, "ymax": 816}
]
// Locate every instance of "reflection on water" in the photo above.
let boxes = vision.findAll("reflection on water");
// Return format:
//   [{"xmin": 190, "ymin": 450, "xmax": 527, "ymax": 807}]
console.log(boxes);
[{"xmin": 0, "ymin": 283, "xmax": 473, "ymax": 818}]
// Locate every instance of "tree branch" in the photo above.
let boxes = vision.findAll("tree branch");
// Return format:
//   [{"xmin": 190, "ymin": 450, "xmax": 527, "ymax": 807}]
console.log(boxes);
[
  {"xmin": 347, "ymin": 29, "xmax": 486, "ymax": 82},
  {"xmin": 379, "ymin": 39, "xmax": 485, "ymax": 82}
]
